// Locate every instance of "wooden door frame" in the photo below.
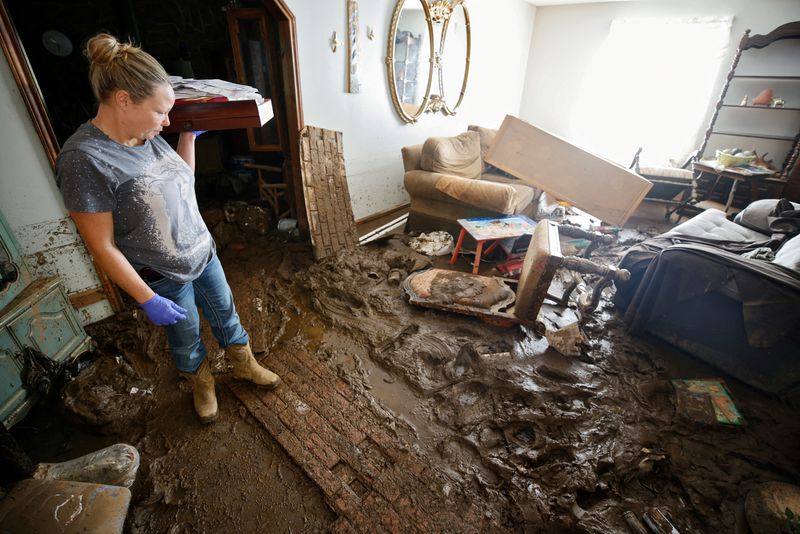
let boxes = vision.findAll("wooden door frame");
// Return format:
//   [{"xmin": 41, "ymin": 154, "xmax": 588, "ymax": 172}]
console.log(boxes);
[
  {"xmin": 0, "ymin": 0, "xmax": 59, "ymax": 168},
  {"xmin": 0, "ymin": 0, "xmax": 307, "ymax": 312},
  {"xmin": 261, "ymin": 0, "xmax": 307, "ymax": 234}
]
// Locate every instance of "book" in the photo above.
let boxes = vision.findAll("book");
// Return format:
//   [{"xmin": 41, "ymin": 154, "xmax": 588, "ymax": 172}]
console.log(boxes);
[{"xmin": 672, "ymin": 379, "xmax": 744, "ymax": 426}]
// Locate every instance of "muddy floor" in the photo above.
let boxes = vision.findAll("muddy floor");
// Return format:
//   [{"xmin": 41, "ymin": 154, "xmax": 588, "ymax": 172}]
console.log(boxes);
[{"xmin": 13, "ymin": 228, "xmax": 800, "ymax": 533}]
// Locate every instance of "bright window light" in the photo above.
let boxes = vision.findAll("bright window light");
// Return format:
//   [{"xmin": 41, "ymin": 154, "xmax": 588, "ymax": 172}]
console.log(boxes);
[{"xmin": 569, "ymin": 16, "xmax": 733, "ymax": 167}]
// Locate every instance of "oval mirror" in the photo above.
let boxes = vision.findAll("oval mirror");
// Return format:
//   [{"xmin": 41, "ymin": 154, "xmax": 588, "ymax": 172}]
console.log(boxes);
[
  {"xmin": 438, "ymin": 0, "xmax": 470, "ymax": 115},
  {"xmin": 387, "ymin": 0, "xmax": 435, "ymax": 123}
]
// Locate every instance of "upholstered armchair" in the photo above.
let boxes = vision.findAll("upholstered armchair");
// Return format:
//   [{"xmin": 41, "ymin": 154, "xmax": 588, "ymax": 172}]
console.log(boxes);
[{"xmin": 402, "ymin": 127, "xmax": 542, "ymax": 237}]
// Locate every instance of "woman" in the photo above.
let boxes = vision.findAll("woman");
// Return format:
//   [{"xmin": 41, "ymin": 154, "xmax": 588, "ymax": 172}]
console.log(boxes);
[{"xmin": 56, "ymin": 33, "xmax": 279, "ymax": 423}]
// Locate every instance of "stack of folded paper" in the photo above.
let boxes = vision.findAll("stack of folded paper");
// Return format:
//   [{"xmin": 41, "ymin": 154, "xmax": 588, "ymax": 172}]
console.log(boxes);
[{"xmin": 169, "ymin": 76, "xmax": 262, "ymax": 103}]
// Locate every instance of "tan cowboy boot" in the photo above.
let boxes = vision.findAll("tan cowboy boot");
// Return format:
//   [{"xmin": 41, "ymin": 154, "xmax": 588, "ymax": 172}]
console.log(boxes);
[
  {"xmin": 227, "ymin": 342, "xmax": 281, "ymax": 388},
  {"xmin": 186, "ymin": 359, "xmax": 218, "ymax": 423}
]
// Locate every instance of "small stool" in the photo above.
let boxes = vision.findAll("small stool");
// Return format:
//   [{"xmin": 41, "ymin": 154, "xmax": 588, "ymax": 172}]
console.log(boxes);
[{"xmin": 450, "ymin": 215, "xmax": 537, "ymax": 274}]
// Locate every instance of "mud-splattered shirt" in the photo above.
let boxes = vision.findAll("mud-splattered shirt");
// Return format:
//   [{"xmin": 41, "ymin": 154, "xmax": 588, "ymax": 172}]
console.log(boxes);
[{"xmin": 56, "ymin": 121, "xmax": 214, "ymax": 283}]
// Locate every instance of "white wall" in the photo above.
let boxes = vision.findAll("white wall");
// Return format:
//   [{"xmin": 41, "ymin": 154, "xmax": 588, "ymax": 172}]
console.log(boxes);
[
  {"xmin": 519, "ymin": 0, "xmax": 800, "ymax": 162},
  {"xmin": 284, "ymin": 0, "xmax": 537, "ymax": 220},
  {"xmin": 0, "ymin": 52, "xmax": 112, "ymax": 324}
]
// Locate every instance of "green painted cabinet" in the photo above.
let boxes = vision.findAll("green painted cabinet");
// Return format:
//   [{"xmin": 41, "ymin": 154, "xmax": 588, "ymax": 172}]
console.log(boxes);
[
  {"xmin": 0, "ymin": 210, "xmax": 91, "ymax": 428},
  {"xmin": 0, "ymin": 211, "xmax": 33, "ymax": 311},
  {"xmin": 0, "ymin": 334, "xmax": 25, "ymax": 428}
]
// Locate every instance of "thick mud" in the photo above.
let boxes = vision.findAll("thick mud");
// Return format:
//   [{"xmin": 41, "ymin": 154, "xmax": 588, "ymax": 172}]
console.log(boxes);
[{"xmin": 16, "ymin": 229, "xmax": 800, "ymax": 533}]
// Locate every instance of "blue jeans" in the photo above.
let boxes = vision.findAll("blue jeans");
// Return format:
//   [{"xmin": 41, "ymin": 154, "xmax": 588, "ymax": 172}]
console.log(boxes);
[{"xmin": 148, "ymin": 255, "xmax": 248, "ymax": 373}]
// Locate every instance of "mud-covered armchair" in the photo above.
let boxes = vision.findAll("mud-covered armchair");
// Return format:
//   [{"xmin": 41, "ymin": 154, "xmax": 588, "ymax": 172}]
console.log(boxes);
[
  {"xmin": 615, "ymin": 200, "xmax": 800, "ymax": 400},
  {"xmin": 402, "ymin": 127, "xmax": 542, "ymax": 237}
]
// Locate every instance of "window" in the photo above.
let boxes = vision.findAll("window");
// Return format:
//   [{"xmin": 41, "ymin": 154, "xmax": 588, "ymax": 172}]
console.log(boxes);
[{"xmin": 569, "ymin": 17, "xmax": 733, "ymax": 167}]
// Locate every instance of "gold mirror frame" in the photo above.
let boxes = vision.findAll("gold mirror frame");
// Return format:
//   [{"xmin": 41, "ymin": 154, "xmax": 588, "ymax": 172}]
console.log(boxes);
[
  {"xmin": 386, "ymin": 0, "xmax": 436, "ymax": 124},
  {"xmin": 435, "ymin": 0, "xmax": 470, "ymax": 116},
  {"xmin": 386, "ymin": 0, "xmax": 471, "ymax": 123}
]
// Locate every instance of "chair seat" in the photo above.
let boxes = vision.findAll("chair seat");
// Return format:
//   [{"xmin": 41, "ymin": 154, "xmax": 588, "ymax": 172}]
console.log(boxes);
[{"xmin": 638, "ymin": 166, "xmax": 694, "ymax": 181}]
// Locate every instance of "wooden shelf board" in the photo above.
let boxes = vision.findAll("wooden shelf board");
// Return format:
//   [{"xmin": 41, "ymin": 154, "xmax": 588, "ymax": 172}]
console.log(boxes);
[
  {"xmin": 721, "ymin": 104, "xmax": 800, "ymax": 111},
  {"xmin": 710, "ymin": 130, "xmax": 796, "ymax": 141},
  {"xmin": 731, "ymin": 74, "xmax": 799, "ymax": 80},
  {"xmin": 163, "ymin": 99, "xmax": 273, "ymax": 133}
]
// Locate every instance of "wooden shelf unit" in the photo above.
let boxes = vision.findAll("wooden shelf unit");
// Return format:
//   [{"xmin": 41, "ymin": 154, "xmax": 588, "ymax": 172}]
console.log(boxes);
[{"xmin": 693, "ymin": 21, "xmax": 800, "ymax": 207}]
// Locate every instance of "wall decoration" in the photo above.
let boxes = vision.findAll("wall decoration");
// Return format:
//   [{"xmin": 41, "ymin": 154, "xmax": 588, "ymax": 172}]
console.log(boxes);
[
  {"xmin": 330, "ymin": 31, "xmax": 341, "ymax": 53},
  {"xmin": 386, "ymin": 0, "xmax": 470, "ymax": 124},
  {"xmin": 347, "ymin": 0, "xmax": 361, "ymax": 93}
]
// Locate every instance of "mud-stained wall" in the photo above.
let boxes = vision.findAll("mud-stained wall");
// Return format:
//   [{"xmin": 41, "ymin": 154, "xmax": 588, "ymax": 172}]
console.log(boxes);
[
  {"xmin": 15, "ymin": 218, "xmax": 113, "ymax": 325},
  {"xmin": 0, "ymin": 51, "xmax": 112, "ymax": 325}
]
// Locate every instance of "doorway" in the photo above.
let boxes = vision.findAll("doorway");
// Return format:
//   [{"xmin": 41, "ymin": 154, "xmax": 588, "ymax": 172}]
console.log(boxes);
[{"xmin": 0, "ymin": 0, "xmax": 306, "ymax": 308}]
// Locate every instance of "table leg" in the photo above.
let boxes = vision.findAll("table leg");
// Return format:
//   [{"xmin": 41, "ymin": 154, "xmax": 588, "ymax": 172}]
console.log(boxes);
[
  {"xmin": 484, "ymin": 239, "xmax": 501, "ymax": 255},
  {"xmin": 725, "ymin": 178, "xmax": 739, "ymax": 213},
  {"xmin": 705, "ymin": 173, "xmax": 722, "ymax": 201},
  {"xmin": 450, "ymin": 228, "xmax": 466, "ymax": 266},
  {"xmin": 473, "ymin": 240, "xmax": 484, "ymax": 275},
  {"xmin": 749, "ymin": 178, "xmax": 760, "ymax": 202}
]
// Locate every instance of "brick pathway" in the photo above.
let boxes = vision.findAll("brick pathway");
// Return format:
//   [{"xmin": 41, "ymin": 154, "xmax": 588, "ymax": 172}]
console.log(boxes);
[{"xmin": 229, "ymin": 344, "xmax": 490, "ymax": 533}]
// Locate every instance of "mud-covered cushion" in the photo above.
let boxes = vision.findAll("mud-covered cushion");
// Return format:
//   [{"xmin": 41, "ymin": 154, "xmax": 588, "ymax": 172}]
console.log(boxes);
[
  {"xmin": 467, "ymin": 124, "xmax": 496, "ymax": 164},
  {"xmin": 420, "ymin": 131, "xmax": 482, "ymax": 180},
  {"xmin": 435, "ymin": 175, "xmax": 519, "ymax": 214},
  {"xmin": 468, "ymin": 124, "xmax": 516, "ymax": 178},
  {"xmin": 665, "ymin": 208, "xmax": 769, "ymax": 242},
  {"xmin": 774, "ymin": 234, "xmax": 800, "ymax": 272}
]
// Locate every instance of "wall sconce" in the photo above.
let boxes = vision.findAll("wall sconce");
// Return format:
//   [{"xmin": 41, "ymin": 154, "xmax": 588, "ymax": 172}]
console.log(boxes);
[
  {"xmin": 429, "ymin": 0, "xmax": 452, "ymax": 24},
  {"xmin": 330, "ymin": 31, "xmax": 342, "ymax": 52}
]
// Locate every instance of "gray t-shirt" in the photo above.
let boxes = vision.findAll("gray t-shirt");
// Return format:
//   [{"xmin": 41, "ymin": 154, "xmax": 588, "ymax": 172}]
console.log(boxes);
[{"xmin": 56, "ymin": 121, "xmax": 214, "ymax": 283}]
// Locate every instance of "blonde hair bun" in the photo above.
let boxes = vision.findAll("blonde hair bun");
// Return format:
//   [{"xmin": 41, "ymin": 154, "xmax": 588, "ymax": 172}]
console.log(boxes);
[
  {"xmin": 84, "ymin": 33, "xmax": 131, "ymax": 66},
  {"xmin": 83, "ymin": 33, "xmax": 169, "ymax": 103}
]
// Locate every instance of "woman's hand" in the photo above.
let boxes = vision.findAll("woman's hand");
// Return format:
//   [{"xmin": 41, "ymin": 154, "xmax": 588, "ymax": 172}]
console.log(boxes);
[{"xmin": 139, "ymin": 293, "xmax": 187, "ymax": 326}]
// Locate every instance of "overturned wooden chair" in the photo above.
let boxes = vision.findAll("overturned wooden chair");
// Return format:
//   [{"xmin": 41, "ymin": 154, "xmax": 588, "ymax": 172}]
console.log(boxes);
[{"xmin": 402, "ymin": 220, "xmax": 630, "ymax": 327}]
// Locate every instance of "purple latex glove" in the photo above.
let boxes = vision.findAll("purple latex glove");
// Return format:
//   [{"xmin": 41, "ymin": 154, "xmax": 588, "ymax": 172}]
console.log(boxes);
[
  {"xmin": 192, "ymin": 130, "xmax": 207, "ymax": 137},
  {"xmin": 139, "ymin": 294, "xmax": 187, "ymax": 326}
]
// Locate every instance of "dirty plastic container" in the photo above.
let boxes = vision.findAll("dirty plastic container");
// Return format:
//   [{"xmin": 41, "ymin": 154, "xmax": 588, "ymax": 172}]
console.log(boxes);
[{"xmin": 277, "ymin": 218, "xmax": 298, "ymax": 232}]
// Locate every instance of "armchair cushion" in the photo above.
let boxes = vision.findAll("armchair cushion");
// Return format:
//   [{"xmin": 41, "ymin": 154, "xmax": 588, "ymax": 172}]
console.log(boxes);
[
  {"xmin": 420, "ymin": 131, "xmax": 482, "ymax": 180},
  {"xmin": 734, "ymin": 198, "xmax": 800, "ymax": 235},
  {"xmin": 468, "ymin": 124, "xmax": 497, "ymax": 166},
  {"xmin": 775, "ymin": 234, "xmax": 800, "ymax": 271},
  {"xmin": 434, "ymin": 175, "xmax": 518, "ymax": 215},
  {"xmin": 468, "ymin": 124, "xmax": 515, "ymax": 178},
  {"xmin": 663, "ymin": 208, "xmax": 768, "ymax": 242}
]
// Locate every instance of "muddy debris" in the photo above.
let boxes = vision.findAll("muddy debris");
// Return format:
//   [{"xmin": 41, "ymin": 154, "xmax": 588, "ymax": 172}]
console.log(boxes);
[
  {"xmin": 544, "ymin": 320, "xmax": 586, "ymax": 357},
  {"xmin": 61, "ymin": 355, "xmax": 155, "ymax": 436},
  {"xmin": 284, "ymin": 233, "xmax": 800, "ymax": 532},
  {"xmin": 20, "ymin": 231, "xmax": 800, "ymax": 533}
]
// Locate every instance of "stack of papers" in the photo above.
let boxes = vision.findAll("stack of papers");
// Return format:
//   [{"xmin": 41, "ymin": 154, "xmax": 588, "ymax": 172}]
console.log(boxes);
[{"xmin": 169, "ymin": 76, "xmax": 263, "ymax": 103}]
